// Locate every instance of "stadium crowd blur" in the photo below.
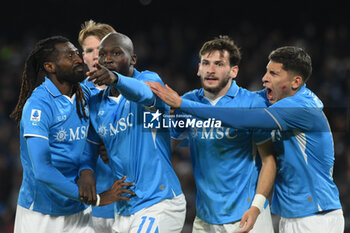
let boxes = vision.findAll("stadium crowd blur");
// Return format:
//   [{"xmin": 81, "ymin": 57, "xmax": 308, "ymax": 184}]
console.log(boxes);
[{"xmin": 0, "ymin": 1, "xmax": 349, "ymax": 232}]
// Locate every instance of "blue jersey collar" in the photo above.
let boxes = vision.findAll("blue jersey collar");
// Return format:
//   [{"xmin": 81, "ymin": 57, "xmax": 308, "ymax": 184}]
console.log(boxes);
[
  {"xmin": 226, "ymin": 80, "xmax": 239, "ymax": 97},
  {"xmin": 198, "ymin": 80, "xmax": 239, "ymax": 99},
  {"xmin": 132, "ymin": 68, "xmax": 140, "ymax": 78},
  {"xmin": 43, "ymin": 77, "xmax": 62, "ymax": 97},
  {"xmin": 295, "ymin": 84, "xmax": 307, "ymax": 96}
]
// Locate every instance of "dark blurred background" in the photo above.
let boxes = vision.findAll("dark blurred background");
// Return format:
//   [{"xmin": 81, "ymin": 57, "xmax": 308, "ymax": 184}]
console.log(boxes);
[{"xmin": 1, "ymin": 0, "xmax": 349, "ymax": 232}]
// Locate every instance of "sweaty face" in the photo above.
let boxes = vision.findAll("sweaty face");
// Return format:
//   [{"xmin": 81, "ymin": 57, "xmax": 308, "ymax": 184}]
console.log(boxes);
[
  {"xmin": 98, "ymin": 36, "xmax": 132, "ymax": 76},
  {"xmin": 82, "ymin": 35, "xmax": 100, "ymax": 70},
  {"xmin": 54, "ymin": 42, "xmax": 85, "ymax": 83},
  {"xmin": 262, "ymin": 61, "xmax": 295, "ymax": 104},
  {"xmin": 198, "ymin": 50, "xmax": 236, "ymax": 95}
]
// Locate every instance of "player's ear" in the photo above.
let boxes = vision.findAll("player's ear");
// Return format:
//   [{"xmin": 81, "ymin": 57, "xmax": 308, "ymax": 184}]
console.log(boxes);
[
  {"xmin": 197, "ymin": 63, "xmax": 201, "ymax": 77},
  {"xmin": 230, "ymin": 65, "xmax": 239, "ymax": 79},
  {"xmin": 291, "ymin": 75, "xmax": 303, "ymax": 90},
  {"xmin": 130, "ymin": 54, "xmax": 137, "ymax": 66},
  {"xmin": 43, "ymin": 62, "xmax": 56, "ymax": 73}
]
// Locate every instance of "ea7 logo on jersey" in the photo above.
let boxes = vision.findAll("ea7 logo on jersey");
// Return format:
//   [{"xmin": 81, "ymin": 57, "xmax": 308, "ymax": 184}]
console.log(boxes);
[{"xmin": 30, "ymin": 109, "xmax": 41, "ymax": 122}]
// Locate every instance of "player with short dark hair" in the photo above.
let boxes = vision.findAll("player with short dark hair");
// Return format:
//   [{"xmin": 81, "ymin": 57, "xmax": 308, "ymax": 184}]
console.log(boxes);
[
  {"xmin": 154, "ymin": 36, "xmax": 276, "ymax": 233},
  {"xmin": 148, "ymin": 46, "xmax": 344, "ymax": 233}
]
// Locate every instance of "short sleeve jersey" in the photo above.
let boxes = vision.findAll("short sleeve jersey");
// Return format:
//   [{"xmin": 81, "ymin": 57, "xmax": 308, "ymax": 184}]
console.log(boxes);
[
  {"xmin": 172, "ymin": 81, "xmax": 271, "ymax": 224},
  {"xmin": 87, "ymin": 69, "xmax": 183, "ymax": 216},
  {"xmin": 264, "ymin": 85, "xmax": 342, "ymax": 218},
  {"xmin": 18, "ymin": 78, "xmax": 90, "ymax": 215}
]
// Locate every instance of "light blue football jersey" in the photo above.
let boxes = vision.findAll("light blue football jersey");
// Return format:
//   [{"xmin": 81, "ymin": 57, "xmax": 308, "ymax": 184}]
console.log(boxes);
[
  {"xmin": 172, "ymin": 81, "xmax": 271, "ymax": 224},
  {"xmin": 264, "ymin": 85, "xmax": 342, "ymax": 218},
  {"xmin": 86, "ymin": 69, "xmax": 183, "ymax": 216},
  {"xmin": 179, "ymin": 85, "xmax": 342, "ymax": 219},
  {"xmin": 82, "ymin": 79, "xmax": 115, "ymax": 218},
  {"xmin": 18, "ymin": 77, "xmax": 90, "ymax": 215}
]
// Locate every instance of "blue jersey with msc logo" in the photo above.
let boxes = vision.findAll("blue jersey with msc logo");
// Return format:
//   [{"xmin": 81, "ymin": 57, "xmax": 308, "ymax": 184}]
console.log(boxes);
[
  {"xmin": 261, "ymin": 85, "xmax": 342, "ymax": 218},
  {"xmin": 18, "ymin": 77, "xmax": 90, "ymax": 215},
  {"xmin": 179, "ymin": 85, "xmax": 342, "ymax": 218},
  {"xmin": 85, "ymin": 69, "xmax": 183, "ymax": 216},
  {"xmin": 82, "ymin": 79, "xmax": 115, "ymax": 219},
  {"xmin": 172, "ymin": 81, "xmax": 271, "ymax": 224}
]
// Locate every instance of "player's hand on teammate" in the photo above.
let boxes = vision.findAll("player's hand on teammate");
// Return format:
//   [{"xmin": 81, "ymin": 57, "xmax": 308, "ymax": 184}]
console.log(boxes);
[
  {"xmin": 87, "ymin": 62, "xmax": 118, "ymax": 86},
  {"xmin": 98, "ymin": 176, "xmax": 135, "ymax": 206},
  {"xmin": 145, "ymin": 82, "xmax": 183, "ymax": 108},
  {"xmin": 98, "ymin": 142, "xmax": 109, "ymax": 164},
  {"xmin": 236, "ymin": 206, "xmax": 260, "ymax": 233},
  {"xmin": 77, "ymin": 169, "xmax": 97, "ymax": 205}
]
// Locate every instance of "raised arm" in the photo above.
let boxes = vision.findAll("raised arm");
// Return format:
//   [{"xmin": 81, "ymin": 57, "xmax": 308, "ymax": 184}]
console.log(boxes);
[
  {"xmin": 112, "ymin": 72, "xmax": 155, "ymax": 106},
  {"xmin": 87, "ymin": 63, "xmax": 155, "ymax": 106},
  {"xmin": 147, "ymin": 82, "xmax": 279, "ymax": 130}
]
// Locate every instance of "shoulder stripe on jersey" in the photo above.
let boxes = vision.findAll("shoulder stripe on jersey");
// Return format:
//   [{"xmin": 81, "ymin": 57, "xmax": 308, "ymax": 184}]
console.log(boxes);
[
  {"xmin": 23, "ymin": 134, "xmax": 49, "ymax": 140},
  {"xmin": 264, "ymin": 109, "xmax": 283, "ymax": 131}
]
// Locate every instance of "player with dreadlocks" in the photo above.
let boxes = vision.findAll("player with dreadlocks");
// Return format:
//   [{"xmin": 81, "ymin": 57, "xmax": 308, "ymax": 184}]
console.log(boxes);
[
  {"xmin": 10, "ymin": 36, "xmax": 88, "ymax": 124},
  {"xmin": 11, "ymin": 36, "xmax": 134, "ymax": 233}
]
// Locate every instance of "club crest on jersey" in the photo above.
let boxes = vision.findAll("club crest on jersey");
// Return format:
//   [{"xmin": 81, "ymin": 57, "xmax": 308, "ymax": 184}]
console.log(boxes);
[{"xmin": 30, "ymin": 109, "xmax": 41, "ymax": 122}]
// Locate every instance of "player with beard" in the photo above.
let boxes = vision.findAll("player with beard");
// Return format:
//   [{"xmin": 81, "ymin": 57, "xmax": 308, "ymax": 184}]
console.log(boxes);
[
  {"xmin": 150, "ymin": 36, "xmax": 276, "ymax": 233},
  {"xmin": 80, "ymin": 32, "xmax": 186, "ymax": 233},
  {"xmin": 10, "ymin": 36, "xmax": 134, "ymax": 233},
  {"xmin": 147, "ymin": 46, "xmax": 344, "ymax": 233}
]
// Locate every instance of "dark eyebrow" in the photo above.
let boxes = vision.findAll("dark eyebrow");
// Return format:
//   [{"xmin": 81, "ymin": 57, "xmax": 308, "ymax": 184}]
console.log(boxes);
[
  {"xmin": 214, "ymin": 60, "xmax": 224, "ymax": 64},
  {"xmin": 269, "ymin": 70, "xmax": 279, "ymax": 75}
]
